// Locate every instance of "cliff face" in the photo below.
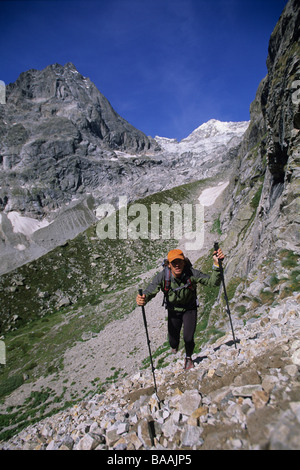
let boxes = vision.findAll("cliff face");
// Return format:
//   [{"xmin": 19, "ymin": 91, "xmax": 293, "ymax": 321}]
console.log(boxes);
[
  {"xmin": 221, "ymin": 0, "xmax": 300, "ymax": 280},
  {"xmin": 263, "ymin": 0, "xmax": 300, "ymax": 191}
]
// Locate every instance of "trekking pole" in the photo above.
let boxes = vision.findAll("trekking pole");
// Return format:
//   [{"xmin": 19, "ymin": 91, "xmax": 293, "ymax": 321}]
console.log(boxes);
[
  {"xmin": 214, "ymin": 242, "xmax": 237, "ymax": 349},
  {"xmin": 138, "ymin": 289, "xmax": 161, "ymax": 405}
]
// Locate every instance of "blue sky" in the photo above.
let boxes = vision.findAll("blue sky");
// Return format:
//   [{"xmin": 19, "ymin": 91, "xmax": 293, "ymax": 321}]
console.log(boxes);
[{"xmin": 1, "ymin": 0, "xmax": 288, "ymax": 140}]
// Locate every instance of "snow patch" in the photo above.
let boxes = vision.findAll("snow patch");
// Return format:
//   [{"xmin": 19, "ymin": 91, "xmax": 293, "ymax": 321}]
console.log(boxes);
[
  {"xmin": 7, "ymin": 212, "xmax": 50, "ymax": 237},
  {"xmin": 15, "ymin": 244, "xmax": 26, "ymax": 251},
  {"xmin": 114, "ymin": 150, "xmax": 137, "ymax": 159},
  {"xmin": 199, "ymin": 181, "xmax": 229, "ymax": 206}
]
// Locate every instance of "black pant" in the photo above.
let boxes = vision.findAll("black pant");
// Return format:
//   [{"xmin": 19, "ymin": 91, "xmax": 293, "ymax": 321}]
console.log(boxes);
[{"xmin": 167, "ymin": 309, "xmax": 197, "ymax": 357}]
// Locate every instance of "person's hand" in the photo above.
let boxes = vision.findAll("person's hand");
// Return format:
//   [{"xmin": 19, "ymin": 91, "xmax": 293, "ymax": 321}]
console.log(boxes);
[
  {"xmin": 213, "ymin": 248, "xmax": 225, "ymax": 267},
  {"xmin": 136, "ymin": 293, "xmax": 146, "ymax": 306}
]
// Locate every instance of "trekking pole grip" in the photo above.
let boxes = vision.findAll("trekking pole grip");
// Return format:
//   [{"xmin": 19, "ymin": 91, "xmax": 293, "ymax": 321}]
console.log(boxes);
[{"xmin": 214, "ymin": 241, "xmax": 222, "ymax": 268}]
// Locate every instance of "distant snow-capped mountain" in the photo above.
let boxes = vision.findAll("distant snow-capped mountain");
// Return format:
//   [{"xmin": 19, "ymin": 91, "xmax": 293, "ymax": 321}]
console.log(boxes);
[{"xmin": 155, "ymin": 119, "xmax": 249, "ymax": 156}]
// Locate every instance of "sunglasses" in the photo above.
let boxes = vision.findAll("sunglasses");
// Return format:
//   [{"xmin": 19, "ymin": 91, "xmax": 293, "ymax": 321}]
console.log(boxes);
[{"xmin": 170, "ymin": 259, "xmax": 184, "ymax": 266}]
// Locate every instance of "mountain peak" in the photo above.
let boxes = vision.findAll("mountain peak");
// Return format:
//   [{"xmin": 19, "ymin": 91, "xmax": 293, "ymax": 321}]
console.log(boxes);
[
  {"xmin": 155, "ymin": 118, "xmax": 249, "ymax": 157},
  {"xmin": 185, "ymin": 119, "xmax": 250, "ymax": 141}
]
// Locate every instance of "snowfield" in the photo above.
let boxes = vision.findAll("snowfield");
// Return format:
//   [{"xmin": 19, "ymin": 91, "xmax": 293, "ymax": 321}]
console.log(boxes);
[
  {"xmin": 7, "ymin": 211, "xmax": 50, "ymax": 237},
  {"xmin": 199, "ymin": 181, "xmax": 229, "ymax": 206}
]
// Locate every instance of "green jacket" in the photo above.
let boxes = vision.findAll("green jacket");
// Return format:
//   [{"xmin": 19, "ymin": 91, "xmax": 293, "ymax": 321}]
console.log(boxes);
[{"xmin": 143, "ymin": 264, "xmax": 221, "ymax": 313}]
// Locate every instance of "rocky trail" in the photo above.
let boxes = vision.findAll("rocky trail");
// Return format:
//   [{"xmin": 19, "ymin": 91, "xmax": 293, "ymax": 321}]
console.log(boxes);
[{"xmin": 1, "ymin": 291, "xmax": 299, "ymax": 451}]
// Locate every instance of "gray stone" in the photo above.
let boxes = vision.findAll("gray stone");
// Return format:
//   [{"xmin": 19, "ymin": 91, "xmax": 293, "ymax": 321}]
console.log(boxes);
[
  {"xmin": 291, "ymin": 348, "xmax": 300, "ymax": 366},
  {"xmin": 232, "ymin": 385, "xmax": 263, "ymax": 398},
  {"xmin": 269, "ymin": 410, "xmax": 300, "ymax": 450},
  {"xmin": 181, "ymin": 426, "xmax": 203, "ymax": 448},
  {"xmin": 59, "ymin": 435, "xmax": 74, "ymax": 450},
  {"xmin": 117, "ymin": 422, "xmax": 129, "ymax": 435},
  {"xmin": 161, "ymin": 417, "xmax": 179, "ymax": 438},
  {"xmin": 177, "ymin": 390, "xmax": 202, "ymax": 416},
  {"xmin": 105, "ymin": 427, "xmax": 120, "ymax": 447},
  {"xmin": 290, "ymin": 402, "xmax": 300, "ymax": 424},
  {"xmin": 75, "ymin": 433, "xmax": 102, "ymax": 451}
]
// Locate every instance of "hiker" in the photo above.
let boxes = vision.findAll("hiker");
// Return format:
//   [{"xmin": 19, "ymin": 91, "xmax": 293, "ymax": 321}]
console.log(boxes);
[{"xmin": 136, "ymin": 248, "xmax": 224, "ymax": 370}]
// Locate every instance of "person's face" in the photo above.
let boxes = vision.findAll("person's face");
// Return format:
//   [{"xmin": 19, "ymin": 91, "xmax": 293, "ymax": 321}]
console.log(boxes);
[{"xmin": 169, "ymin": 258, "xmax": 185, "ymax": 278}]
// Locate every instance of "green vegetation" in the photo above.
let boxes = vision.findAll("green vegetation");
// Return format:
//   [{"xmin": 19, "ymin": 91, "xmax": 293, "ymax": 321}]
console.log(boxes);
[
  {"xmin": 0, "ymin": 374, "xmax": 24, "ymax": 399},
  {"xmin": 211, "ymin": 216, "xmax": 222, "ymax": 236},
  {"xmin": 142, "ymin": 341, "xmax": 170, "ymax": 370},
  {"xmin": 225, "ymin": 277, "xmax": 243, "ymax": 302},
  {"xmin": 279, "ymin": 249, "xmax": 299, "ymax": 269},
  {"xmin": 0, "ymin": 385, "xmax": 73, "ymax": 441},
  {"xmin": 250, "ymin": 184, "xmax": 263, "ymax": 209}
]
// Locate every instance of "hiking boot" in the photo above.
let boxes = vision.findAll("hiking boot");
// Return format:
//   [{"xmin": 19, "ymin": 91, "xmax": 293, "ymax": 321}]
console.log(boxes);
[
  {"xmin": 184, "ymin": 357, "xmax": 194, "ymax": 370},
  {"xmin": 171, "ymin": 348, "xmax": 178, "ymax": 354}
]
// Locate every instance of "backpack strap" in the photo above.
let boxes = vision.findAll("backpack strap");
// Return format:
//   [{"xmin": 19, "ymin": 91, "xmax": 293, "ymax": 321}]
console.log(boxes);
[
  {"xmin": 162, "ymin": 262, "xmax": 171, "ymax": 308},
  {"xmin": 164, "ymin": 265, "xmax": 171, "ymax": 292},
  {"xmin": 172, "ymin": 276, "xmax": 194, "ymax": 293}
]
